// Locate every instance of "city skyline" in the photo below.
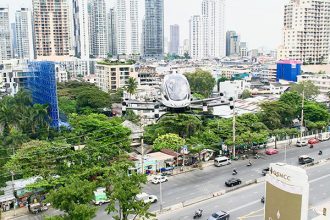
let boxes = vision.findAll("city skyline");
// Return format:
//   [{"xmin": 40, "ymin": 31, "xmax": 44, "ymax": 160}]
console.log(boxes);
[{"xmin": 1, "ymin": 0, "xmax": 285, "ymax": 50}]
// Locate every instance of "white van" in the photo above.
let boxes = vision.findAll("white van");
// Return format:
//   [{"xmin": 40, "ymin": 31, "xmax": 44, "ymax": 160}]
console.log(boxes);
[
  {"xmin": 214, "ymin": 156, "xmax": 231, "ymax": 167},
  {"xmin": 318, "ymin": 133, "xmax": 330, "ymax": 141}
]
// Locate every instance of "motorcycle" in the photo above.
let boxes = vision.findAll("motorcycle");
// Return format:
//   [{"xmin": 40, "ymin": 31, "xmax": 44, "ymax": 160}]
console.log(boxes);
[
  {"xmin": 193, "ymin": 209, "xmax": 203, "ymax": 219},
  {"xmin": 232, "ymin": 170, "xmax": 238, "ymax": 175},
  {"xmin": 254, "ymin": 154, "xmax": 261, "ymax": 159},
  {"xmin": 246, "ymin": 162, "xmax": 252, "ymax": 167},
  {"xmin": 261, "ymin": 196, "xmax": 265, "ymax": 203},
  {"xmin": 310, "ymin": 144, "xmax": 314, "ymax": 148},
  {"xmin": 319, "ymin": 150, "xmax": 323, "ymax": 155}
]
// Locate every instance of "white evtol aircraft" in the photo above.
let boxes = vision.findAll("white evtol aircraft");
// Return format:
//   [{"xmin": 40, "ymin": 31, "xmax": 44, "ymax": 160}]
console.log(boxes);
[{"xmin": 122, "ymin": 73, "xmax": 234, "ymax": 118}]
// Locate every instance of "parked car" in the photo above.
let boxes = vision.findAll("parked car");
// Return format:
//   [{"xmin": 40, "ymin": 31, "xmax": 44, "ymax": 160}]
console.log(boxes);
[
  {"xmin": 136, "ymin": 193, "xmax": 158, "ymax": 203},
  {"xmin": 265, "ymin": 148, "xmax": 278, "ymax": 155},
  {"xmin": 262, "ymin": 167, "xmax": 269, "ymax": 176},
  {"xmin": 308, "ymin": 138, "xmax": 320, "ymax": 145},
  {"xmin": 207, "ymin": 210, "xmax": 230, "ymax": 220},
  {"xmin": 298, "ymin": 155, "xmax": 314, "ymax": 165},
  {"xmin": 225, "ymin": 178, "xmax": 242, "ymax": 187},
  {"xmin": 151, "ymin": 175, "xmax": 168, "ymax": 184},
  {"xmin": 296, "ymin": 140, "xmax": 308, "ymax": 147}
]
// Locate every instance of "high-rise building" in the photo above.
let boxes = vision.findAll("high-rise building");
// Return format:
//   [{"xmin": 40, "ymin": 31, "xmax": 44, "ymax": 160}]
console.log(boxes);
[
  {"xmin": 278, "ymin": 0, "xmax": 330, "ymax": 64},
  {"xmin": 189, "ymin": 15, "xmax": 202, "ymax": 59},
  {"xmin": 72, "ymin": 0, "xmax": 90, "ymax": 59},
  {"xmin": 116, "ymin": 0, "xmax": 139, "ymax": 56},
  {"xmin": 201, "ymin": 0, "xmax": 225, "ymax": 58},
  {"xmin": 226, "ymin": 31, "xmax": 240, "ymax": 57},
  {"xmin": 108, "ymin": 8, "xmax": 117, "ymax": 57},
  {"xmin": 143, "ymin": 0, "xmax": 164, "ymax": 59},
  {"xmin": 240, "ymin": 42, "xmax": 248, "ymax": 57},
  {"xmin": 169, "ymin": 24, "xmax": 180, "ymax": 55},
  {"xmin": 0, "ymin": 7, "xmax": 12, "ymax": 60},
  {"xmin": 32, "ymin": 0, "xmax": 72, "ymax": 58},
  {"xmin": 11, "ymin": 23, "xmax": 17, "ymax": 58},
  {"xmin": 89, "ymin": 0, "xmax": 108, "ymax": 58},
  {"xmin": 15, "ymin": 8, "xmax": 35, "ymax": 60}
]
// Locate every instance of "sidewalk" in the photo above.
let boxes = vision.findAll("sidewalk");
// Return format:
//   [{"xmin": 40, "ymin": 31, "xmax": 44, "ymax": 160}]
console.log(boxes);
[
  {"xmin": 0, "ymin": 207, "xmax": 29, "ymax": 220},
  {"xmin": 311, "ymin": 201, "xmax": 330, "ymax": 220}
]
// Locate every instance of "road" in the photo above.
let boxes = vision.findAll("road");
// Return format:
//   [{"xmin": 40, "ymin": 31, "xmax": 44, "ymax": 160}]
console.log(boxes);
[
  {"xmin": 157, "ymin": 162, "xmax": 330, "ymax": 220},
  {"xmin": 144, "ymin": 139, "xmax": 330, "ymax": 212},
  {"xmin": 8, "ymin": 139, "xmax": 330, "ymax": 220}
]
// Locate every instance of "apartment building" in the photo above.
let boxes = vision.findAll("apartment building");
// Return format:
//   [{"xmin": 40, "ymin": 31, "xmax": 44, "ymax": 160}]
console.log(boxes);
[{"xmin": 0, "ymin": 7, "xmax": 12, "ymax": 60}]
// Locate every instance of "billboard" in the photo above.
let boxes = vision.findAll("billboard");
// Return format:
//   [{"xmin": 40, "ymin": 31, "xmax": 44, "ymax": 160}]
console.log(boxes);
[{"xmin": 265, "ymin": 163, "xmax": 309, "ymax": 220}]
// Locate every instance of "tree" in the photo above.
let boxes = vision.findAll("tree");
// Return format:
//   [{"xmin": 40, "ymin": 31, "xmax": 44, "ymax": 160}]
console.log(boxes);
[
  {"xmin": 125, "ymin": 77, "xmax": 138, "ymax": 98},
  {"xmin": 303, "ymin": 103, "xmax": 329, "ymax": 122},
  {"xmin": 279, "ymin": 91, "xmax": 302, "ymax": 107},
  {"xmin": 290, "ymin": 81, "xmax": 320, "ymax": 100},
  {"xmin": 46, "ymin": 179, "xmax": 97, "ymax": 220},
  {"xmin": 105, "ymin": 158, "xmax": 154, "ymax": 220},
  {"xmin": 185, "ymin": 69, "xmax": 215, "ymax": 97},
  {"xmin": 241, "ymin": 90, "xmax": 252, "ymax": 99},
  {"xmin": 58, "ymin": 97, "xmax": 77, "ymax": 115},
  {"xmin": 153, "ymin": 133, "xmax": 185, "ymax": 151}
]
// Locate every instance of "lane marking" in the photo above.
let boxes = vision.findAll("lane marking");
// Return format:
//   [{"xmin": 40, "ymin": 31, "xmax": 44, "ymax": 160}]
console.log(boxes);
[
  {"xmin": 228, "ymin": 200, "xmax": 260, "ymax": 213},
  {"xmin": 309, "ymin": 173, "xmax": 330, "ymax": 184}
]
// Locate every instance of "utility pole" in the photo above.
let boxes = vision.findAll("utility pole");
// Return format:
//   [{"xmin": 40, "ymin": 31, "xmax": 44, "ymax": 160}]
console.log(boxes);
[
  {"xmin": 141, "ymin": 137, "xmax": 144, "ymax": 175},
  {"xmin": 231, "ymin": 98, "xmax": 236, "ymax": 158},
  {"xmin": 159, "ymin": 180, "xmax": 163, "ymax": 212},
  {"xmin": 11, "ymin": 171, "xmax": 16, "ymax": 216},
  {"xmin": 300, "ymin": 89, "xmax": 305, "ymax": 140}
]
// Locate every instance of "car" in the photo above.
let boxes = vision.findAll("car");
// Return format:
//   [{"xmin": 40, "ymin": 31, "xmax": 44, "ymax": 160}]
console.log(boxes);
[
  {"xmin": 298, "ymin": 155, "xmax": 314, "ymax": 165},
  {"xmin": 136, "ymin": 193, "xmax": 158, "ymax": 203},
  {"xmin": 225, "ymin": 178, "xmax": 242, "ymax": 187},
  {"xmin": 296, "ymin": 140, "xmax": 308, "ymax": 147},
  {"xmin": 262, "ymin": 167, "xmax": 269, "ymax": 176},
  {"xmin": 265, "ymin": 148, "xmax": 278, "ymax": 155},
  {"xmin": 207, "ymin": 210, "xmax": 230, "ymax": 220},
  {"xmin": 151, "ymin": 175, "xmax": 168, "ymax": 184},
  {"xmin": 308, "ymin": 138, "xmax": 320, "ymax": 145}
]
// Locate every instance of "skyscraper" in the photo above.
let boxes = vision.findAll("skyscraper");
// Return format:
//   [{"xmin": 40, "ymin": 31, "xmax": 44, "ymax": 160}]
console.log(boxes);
[
  {"xmin": 169, "ymin": 24, "xmax": 180, "ymax": 55},
  {"xmin": 15, "ymin": 8, "xmax": 35, "ymax": 60},
  {"xmin": 278, "ymin": 0, "xmax": 330, "ymax": 64},
  {"xmin": 108, "ymin": 8, "xmax": 117, "ymax": 57},
  {"xmin": 143, "ymin": 0, "xmax": 164, "ymax": 59},
  {"xmin": 0, "ymin": 7, "xmax": 12, "ymax": 60},
  {"xmin": 189, "ymin": 15, "xmax": 202, "ymax": 59},
  {"xmin": 226, "ymin": 31, "xmax": 240, "ymax": 57},
  {"xmin": 32, "ymin": 0, "xmax": 72, "ymax": 58},
  {"xmin": 89, "ymin": 0, "xmax": 108, "ymax": 58},
  {"xmin": 72, "ymin": 0, "xmax": 90, "ymax": 59},
  {"xmin": 201, "ymin": 0, "xmax": 225, "ymax": 58},
  {"xmin": 116, "ymin": 0, "xmax": 139, "ymax": 55}
]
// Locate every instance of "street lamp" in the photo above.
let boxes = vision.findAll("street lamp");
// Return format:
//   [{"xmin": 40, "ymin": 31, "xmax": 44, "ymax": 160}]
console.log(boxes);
[
  {"xmin": 229, "ymin": 97, "xmax": 236, "ymax": 158},
  {"xmin": 159, "ymin": 180, "xmax": 163, "ymax": 212},
  {"xmin": 300, "ymin": 89, "xmax": 305, "ymax": 141}
]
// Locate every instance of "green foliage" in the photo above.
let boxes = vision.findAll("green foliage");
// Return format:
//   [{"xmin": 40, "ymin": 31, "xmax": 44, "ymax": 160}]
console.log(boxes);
[
  {"xmin": 241, "ymin": 89, "xmax": 252, "ymax": 99},
  {"xmin": 303, "ymin": 102, "xmax": 329, "ymax": 122},
  {"xmin": 122, "ymin": 110, "xmax": 140, "ymax": 124},
  {"xmin": 57, "ymin": 81, "xmax": 111, "ymax": 114},
  {"xmin": 125, "ymin": 77, "xmax": 138, "ymax": 96},
  {"xmin": 46, "ymin": 179, "xmax": 97, "ymax": 220},
  {"xmin": 153, "ymin": 133, "xmax": 185, "ymax": 151},
  {"xmin": 185, "ymin": 69, "xmax": 216, "ymax": 97},
  {"xmin": 110, "ymin": 88, "xmax": 124, "ymax": 103},
  {"xmin": 143, "ymin": 114, "xmax": 202, "ymax": 144},
  {"xmin": 290, "ymin": 80, "xmax": 320, "ymax": 100},
  {"xmin": 105, "ymin": 158, "xmax": 154, "ymax": 220}
]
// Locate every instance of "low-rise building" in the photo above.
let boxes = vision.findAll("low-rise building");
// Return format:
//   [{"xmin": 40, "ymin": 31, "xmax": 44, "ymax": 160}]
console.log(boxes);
[
  {"xmin": 297, "ymin": 73, "xmax": 330, "ymax": 94},
  {"xmin": 95, "ymin": 60, "xmax": 138, "ymax": 92}
]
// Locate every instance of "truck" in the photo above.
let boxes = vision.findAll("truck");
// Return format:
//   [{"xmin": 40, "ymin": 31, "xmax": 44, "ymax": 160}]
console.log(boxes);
[
  {"xmin": 93, "ymin": 187, "xmax": 109, "ymax": 205},
  {"xmin": 318, "ymin": 133, "xmax": 330, "ymax": 141},
  {"xmin": 136, "ymin": 193, "xmax": 158, "ymax": 204}
]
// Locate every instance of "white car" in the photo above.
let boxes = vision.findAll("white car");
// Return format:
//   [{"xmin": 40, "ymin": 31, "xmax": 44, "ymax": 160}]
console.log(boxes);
[
  {"xmin": 136, "ymin": 193, "xmax": 158, "ymax": 203},
  {"xmin": 296, "ymin": 140, "xmax": 307, "ymax": 147},
  {"xmin": 151, "ymin": 175, "xmax": 168, "ymax": 184}
]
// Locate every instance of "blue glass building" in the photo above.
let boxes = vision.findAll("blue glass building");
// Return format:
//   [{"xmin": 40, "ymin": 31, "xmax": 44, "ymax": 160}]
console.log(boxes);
[{"xmin": 26, "ymin": 61, "xmax": 59, "ymax": 128}]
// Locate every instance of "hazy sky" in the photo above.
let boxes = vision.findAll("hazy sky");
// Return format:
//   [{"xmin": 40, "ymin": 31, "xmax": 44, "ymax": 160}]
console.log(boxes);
[{"xmin": 1, "ymin": 0, "xmax": 286, "ymax": 50}]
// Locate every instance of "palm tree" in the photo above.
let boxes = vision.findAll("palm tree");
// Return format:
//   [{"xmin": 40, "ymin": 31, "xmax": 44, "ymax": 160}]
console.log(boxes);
[
  {"xmin": 125, "ymin": 77, "xmax": 138, "ymax": 98},
  {"xmin": 0, "ymin": 97, "xmax": 18, "ymax": 135}
]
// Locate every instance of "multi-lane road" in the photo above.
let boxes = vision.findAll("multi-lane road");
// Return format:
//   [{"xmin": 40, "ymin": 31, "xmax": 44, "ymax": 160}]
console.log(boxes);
[
  {"xmin": 8, "ymin": 139, "xmax": 330, "ymax": 220},
  {"xmin": 143, "ymin": 140, "xmax": 330, "ymax": 212},
  {"xmin": 157, "ymin": 161, "xmax": 330, "ymax": 220}
]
